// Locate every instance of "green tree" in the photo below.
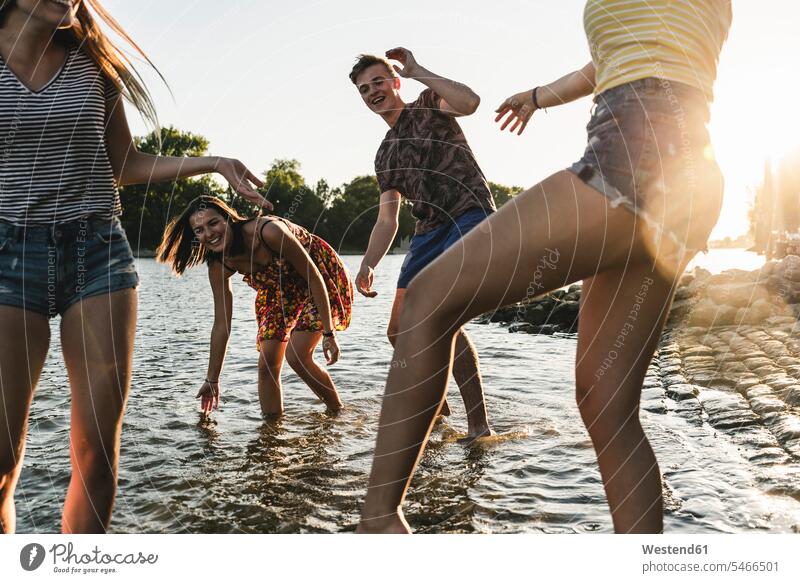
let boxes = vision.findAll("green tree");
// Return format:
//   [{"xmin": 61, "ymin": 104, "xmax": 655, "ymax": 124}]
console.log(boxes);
[
  {"xmin": 489, "ymin": 181, "xmax": 522, "ymax": 207},
  {"xmin": 257, "ymin": 159, "xmax": 328, "ymax": 233},
  {"xmin": 325, "ymin": 175, "xmax": 415, "ymax": 252},
  {"xmin": 118, "ymin": 126, "xmax": 227, "ymax": 252}
]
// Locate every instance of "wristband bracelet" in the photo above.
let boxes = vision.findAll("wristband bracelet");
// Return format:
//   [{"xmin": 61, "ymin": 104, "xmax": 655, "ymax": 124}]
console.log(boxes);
[
  {"xmin": 322, "ymin": 331, "xmax": 335, "ymax": 338},
  {"xmin": 531, "ymin": 86, "xmax": 542, "ymax": 110},
  {"xmin": 205, "ymin": 379, "xmax": 219, "ymax": 384}
]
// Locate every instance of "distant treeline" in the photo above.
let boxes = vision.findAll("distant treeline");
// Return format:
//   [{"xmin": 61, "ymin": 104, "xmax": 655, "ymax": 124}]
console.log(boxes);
[{"xmin": 119, "ymin": 127, "xmax": 522, "ymax": 253}]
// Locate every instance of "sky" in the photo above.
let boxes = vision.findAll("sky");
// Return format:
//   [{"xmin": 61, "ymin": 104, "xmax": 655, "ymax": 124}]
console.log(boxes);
[{"xmin": 105, "ymin": 0, "xmax": 800, "ymax": 240}]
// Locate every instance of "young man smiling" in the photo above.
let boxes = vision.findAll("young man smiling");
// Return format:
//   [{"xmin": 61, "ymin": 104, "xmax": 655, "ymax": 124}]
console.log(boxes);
[{"xmin": 350, "ymin": 48, "xmax": 495, "ymax": 439}]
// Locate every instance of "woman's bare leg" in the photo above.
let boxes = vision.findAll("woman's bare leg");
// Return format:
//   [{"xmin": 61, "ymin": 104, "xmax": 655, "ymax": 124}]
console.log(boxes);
[
  {"xmin": 0, "ymin": 306, "xmax": 50, "ymax": 534},
  {"xmin": 576, "ymin": 261, "xmax": 681, "ymax": 533},
  {"xmin": 60, "ymin": 289, "xmax": 137, "ymax": 534},
  {"xmin": 357, "ymin": 170, "xmax": 649, "ymax": 532},
  {"xmin": 389, "ymin": 290, "xmax": 450, "ymax": 416},
  {"xmin": 286, "ymin": 331, "xmax": 342, "ymax": 411},
  {"xmin": 258, "ymin": 339, "xmax": 288, "ymax": 416}
]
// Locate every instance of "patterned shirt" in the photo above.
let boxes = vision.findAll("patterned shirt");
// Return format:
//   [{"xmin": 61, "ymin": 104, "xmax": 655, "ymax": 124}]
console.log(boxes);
[{"xmin": 374, "ymin": 89, "xmax": 496, "ymax": 235}]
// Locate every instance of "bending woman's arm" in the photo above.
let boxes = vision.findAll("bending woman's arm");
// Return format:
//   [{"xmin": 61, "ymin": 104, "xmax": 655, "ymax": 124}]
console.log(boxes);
[
  {"xmin": 199, "ymin": 261, "xmax": 234, "ymax": 413},
  {"xmin": 104, "ymin": 94, "xmax": 270, "ymax": 208},
  {"xmin": 495, "ymin": 61, "xmax": 596, "ymax": 135},
  {"xmin": 260, "ymin": 221, "xmax": 341, "ymax": 365}
]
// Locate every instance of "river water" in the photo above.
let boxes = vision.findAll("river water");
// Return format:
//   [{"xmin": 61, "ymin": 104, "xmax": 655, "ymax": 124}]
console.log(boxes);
[{"xmin": 15, "ymin": 252, "xmax": 800, "ymax": 533}]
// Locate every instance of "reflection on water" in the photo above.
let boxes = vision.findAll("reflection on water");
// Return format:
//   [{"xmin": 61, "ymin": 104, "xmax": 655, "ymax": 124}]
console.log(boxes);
[{"xmin": 15, "ymin": 253, "xmax": 800, "ymax": 533}]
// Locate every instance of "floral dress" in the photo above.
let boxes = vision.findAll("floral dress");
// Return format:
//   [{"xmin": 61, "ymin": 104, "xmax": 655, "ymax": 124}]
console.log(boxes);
[{"xmin": 238, "ymin": 217, "xmax": 353, "ymax": 347}]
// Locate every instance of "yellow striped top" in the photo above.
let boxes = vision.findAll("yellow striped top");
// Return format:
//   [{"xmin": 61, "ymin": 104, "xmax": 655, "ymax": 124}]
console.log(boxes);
[{"xmin": 584, "ymin": 0, "xmax": 732, "ymax": 100}]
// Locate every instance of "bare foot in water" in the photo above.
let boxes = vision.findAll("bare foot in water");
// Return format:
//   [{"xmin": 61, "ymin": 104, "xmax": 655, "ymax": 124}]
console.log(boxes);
[
  {"xmin": 356, "ymin": 511, "xmax": 412, "ymax": 534},
  {"xmin": 457, "ymin": 426, "xmax": 494, "ymax": 445}
]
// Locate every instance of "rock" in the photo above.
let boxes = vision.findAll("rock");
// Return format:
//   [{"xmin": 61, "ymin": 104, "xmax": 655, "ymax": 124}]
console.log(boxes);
[
  {"xmin": 745, "ymin": 384, "xmax": 774, "ymax": 399},
  {"xmin": 666, "ymin": 383, "xmax": 697, "ymax": 401},
  {"xmin": 767, "ymin": 414, "xmax": 800, "ymax": 442},
  {"xmin": 692, "ymin": 267, "xmax": 712, "ymax": 280},
  {"xmin": 750, "ymin": 396, "xmax": 786, "ymax": 415},
  {"xmin": 550, "ymin": 301, "xmax": 579, "ymax": 327},
  {"xmin": 761, "ymin": 341, "xmax": 789, "ymax": 358},
  {"xmin": 532, "ymin": 324, "xmax": 559, "ymax": 335},
  {"xmin": 521, "ymin": 305, "xmax": 548, "ymax": 325},
  {"xmin": 537, "ymin": 296, "xmax": 556, "ymax": 310},
  {"xmin": 489, "ymin": 306, "xmax": 518, "ymax": 323},
  {"xmin": 784, "ymin": 386, "xmax": 800, "ymax": 406},
  {"xmin": 706, "ymin": 376, "xmax": 737, "ymax": 391},
  {"xmin": 673, "ymin": 286, "xmax": 695, "ymax": 301},
  {"xmin": 681, "ymin": 355, "xmax": 715, "ymax": 366},
  {"xmin": 734, "ymin": 377, "xmax": 762, "ymax": 393},
  {"xmin": 568, "ymin": 284, "xmax": 582, "ymax": 294},
  {"xmin": 706, "ymin": 282, "xmax": 770, "ymax": 308},
  {"xmin": 707, "ymin": 409, "xmax": 761, "ymax": 430},
  {"xmin": 765, "ymin": 316, "xmax": 798, "ymax": 327},
  {"xmin": 762, "ymin": 375, "xmax": 797, "ymax": 392},
  {"xmin": 736, "ymin": 302, "xmax": 773, "ymax": 326},
  {"xmin": 722, "ymin": 362, "xmax": 749, "ymax": 374},
  {"xmin": 688, "ymin": 371, "xmax": 717, "ymax": 385},
  {"xmin": 474, "ymin": 313, "xmax": 492, "ymax": 324},
  {"xmin": 669, "ymin": 299, "xmax": 694, "ymax": 320},
  {"xmin": 761, "ymin": 261, "xmax": 781, "ymax": 277},
  {"xmin": 508, "ymin": 323, "xmax": 536, "ymax": 334},
  {"xmin": 715, "ymin": 304, "xmax": 739, "ymax": 326},
  {"xmin": 708, "ymin": 269, "xmax": 759, "ymax": 283},
  {"xmin": 688, "ymin": 298, "xmax": 719, "ymax": 327},
  {"xmin": 781, "ymin": 255, "xmax": 800, "ymax": 281},
  {"xmin": 682, "ymin": 346, "xmax": 713, "ymax": 357}
]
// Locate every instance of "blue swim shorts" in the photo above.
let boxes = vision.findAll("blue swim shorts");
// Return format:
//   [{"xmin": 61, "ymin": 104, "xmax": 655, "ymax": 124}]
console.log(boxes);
[{"xmin": 397, "ymin": 206, "xmax": 492, "ymax": 289}]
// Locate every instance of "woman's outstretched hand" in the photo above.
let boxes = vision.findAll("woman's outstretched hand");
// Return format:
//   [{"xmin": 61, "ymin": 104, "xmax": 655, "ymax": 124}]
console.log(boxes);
[
  {"xmin": 495, "ymin": 89, "xmax": 537, "ymax": 135},
  {"xmin": 215, "ymin": 157, "xmax": 273, "ymax": 210},
  {"xmin": 197, "ymin": 380, "xmax": 220, "ymax": 414},
  {"xmin": 322, "ymin": 335, "xmax": 341, "ymax": 366}
]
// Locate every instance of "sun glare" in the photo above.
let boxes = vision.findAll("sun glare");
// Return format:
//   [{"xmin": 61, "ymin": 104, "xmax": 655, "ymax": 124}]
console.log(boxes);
[{"xmin": 707, "ymin": 71, "xmax": 800, "ymax": 241}]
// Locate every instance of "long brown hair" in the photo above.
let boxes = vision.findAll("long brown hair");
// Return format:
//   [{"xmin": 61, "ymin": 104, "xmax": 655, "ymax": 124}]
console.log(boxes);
[
  {"xmin": 157, "ymin": 196, "xmax": 247, "ymax": 276},
  {"xmin": 0, "ymin": 0, "xmax": 164, "ymax": 127}
]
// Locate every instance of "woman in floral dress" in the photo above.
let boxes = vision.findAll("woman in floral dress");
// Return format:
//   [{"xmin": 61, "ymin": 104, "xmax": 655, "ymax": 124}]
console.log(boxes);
[{"xmin": 158, "ymin": 196, "xmax": 352, "ymax": 416}]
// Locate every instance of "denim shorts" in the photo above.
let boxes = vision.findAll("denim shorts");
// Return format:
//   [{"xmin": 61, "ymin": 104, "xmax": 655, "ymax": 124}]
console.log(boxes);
[
  {"xmin": 397, "ymin": 206, "xmax": 493, "ymax": 289},
  {"xmin": 568, "ymin": 77, "xmax": 724, "ymax": 266},
  {"xmin": 0, "ymin": 216, "xmax": 139, "ymax": 318}
]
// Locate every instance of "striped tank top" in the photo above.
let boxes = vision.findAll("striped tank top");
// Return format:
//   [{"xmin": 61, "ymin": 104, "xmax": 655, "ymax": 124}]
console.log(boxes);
[
  {"xmin": 0, "ymin": 45, "xmax": 121, "ymax": 225},
  {"xmin": 584, "ymin": 0, "xmax": 732, "ymax": 100}
]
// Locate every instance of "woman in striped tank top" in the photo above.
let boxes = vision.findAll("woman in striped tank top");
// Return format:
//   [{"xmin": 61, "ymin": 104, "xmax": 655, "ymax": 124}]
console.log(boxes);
[
  {"xmin": 0, "ymin": 0, "xmax": 268, "ymax": 533},
  {"xmin": 359, "ymin": 1, "xmax": 731, "ymax": 533}
]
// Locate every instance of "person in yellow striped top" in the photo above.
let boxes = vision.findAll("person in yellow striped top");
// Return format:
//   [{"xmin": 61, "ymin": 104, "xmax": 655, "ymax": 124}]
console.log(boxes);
[
  {"xmin": 586, "ymin": 0, "xmax": 731, "ymax": 100},
  {"xmin": 358, "ymin": 1, "xmax": 730, "ymax": 534}
]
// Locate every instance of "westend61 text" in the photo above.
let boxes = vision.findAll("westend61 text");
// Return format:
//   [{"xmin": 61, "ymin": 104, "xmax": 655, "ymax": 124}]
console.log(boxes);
[
  {"xmin": 642, "ymin": 544, "xmax": 708, "ymax": 555},
  {"xmin": 49, "ymin": 543, "xmax": 159, "ymax": 566}
]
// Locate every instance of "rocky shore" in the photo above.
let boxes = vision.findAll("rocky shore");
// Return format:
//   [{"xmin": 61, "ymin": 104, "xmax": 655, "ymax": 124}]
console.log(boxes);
[
  {"xmin": 478, "ymin": 256, "xmax": 800, "ymax": 465},
  {"xmin": 475, "ymin": 283, "xmax": 582, "ymax": 335},
  {"xmin": 478, "ymin": 255, "xmax": 800, "ymax": 335}
]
